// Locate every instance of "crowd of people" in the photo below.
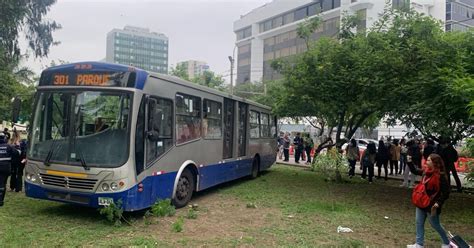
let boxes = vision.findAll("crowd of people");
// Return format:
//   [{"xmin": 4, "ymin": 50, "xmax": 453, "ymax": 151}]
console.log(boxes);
[
  {"xmin": 353, "ymin": 137, "xmax": 462, "ymax": 193},
  {"xmin": 277, "ymin": 132, "xmax": 314, "ymax": 165},
  {"xmin": 0, "ymin": 128, "xmax": 27, "ymax": 207}
]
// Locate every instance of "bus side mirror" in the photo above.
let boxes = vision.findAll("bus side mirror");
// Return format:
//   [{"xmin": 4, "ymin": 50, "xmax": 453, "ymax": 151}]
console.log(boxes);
[{"xmin": 12, "ymin": 97, "xmax": 21, "ymax": 123}]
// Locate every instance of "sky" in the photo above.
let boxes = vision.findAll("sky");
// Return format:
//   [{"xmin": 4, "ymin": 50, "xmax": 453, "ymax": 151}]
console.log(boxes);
[{"xmin": 22, "ymin": 0, "xmax": 270, "ymax": 82}]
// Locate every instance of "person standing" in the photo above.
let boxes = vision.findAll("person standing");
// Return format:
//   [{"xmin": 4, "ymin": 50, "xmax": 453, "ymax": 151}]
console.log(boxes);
[
  {"xmin": 376, "ymin": 140, "xmax": 390, "ymax": 180},
  {"xmin": 283, "ymin": 133, "xmax": 290, "ymax": 162},
  {"xmin": 423, "ymin": 139, "xmax": 436, "ymax": 160},
  {"xmin": 406, "ymin": 154, "xmax": 451, "ymax": 248},
  {"xmin": 399, "ymin": 139, "xmax": 408, "ymax": 175},
  {"xmin": 436, "ymin": 137, "xmax": 462, "ymax": 193},
  {"xmin": 3, "ymin": 128, "xmax": 11, "ymax": 141},
  {"xmin": 0, "ymin": 133, "xmax": 16, "ymax": 207},
  {"xmin": 277, "ymin": 132, "xmax": 284, "ymax": 160},
  {"xmin": 361, "ymin": 142, "xmax": 377, "ymax": 183},
  {"xmin": 346, "ymin": 139, "xmax": 359, "ymax": 178},
  {"xmin": 293, "ymin": 133, "xmax": 303, "ymax": 163},
  {"xmin": 390, "ymin": 139, "xmax": 401, "ymax": 175},
  {"xmin": 304, "ymin": 134, "xmax": 314, "ymax": 164},
  {"xmin": 10, "ymin": 140, "xmax": 25, "ymax": 192}
]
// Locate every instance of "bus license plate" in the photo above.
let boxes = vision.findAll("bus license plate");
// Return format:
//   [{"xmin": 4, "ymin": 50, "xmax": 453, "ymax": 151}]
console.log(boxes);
[{"xmin": 98, "ymin": 197, "xmax": 114, "ymax": 206}]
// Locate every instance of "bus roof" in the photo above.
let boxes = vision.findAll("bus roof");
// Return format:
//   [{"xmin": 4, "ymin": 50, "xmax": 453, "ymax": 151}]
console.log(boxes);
[{"xmin": 41, "ymin": 61, "xmax": 271, "ymax": 111}]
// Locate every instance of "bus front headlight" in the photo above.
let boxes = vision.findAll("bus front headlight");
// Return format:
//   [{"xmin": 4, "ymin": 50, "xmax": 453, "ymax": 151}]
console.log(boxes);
[
  {"xmin": 110, "ymin": 182, "xmax": 118, "ymax": 191},
  {"xmin": 26, "ymin": 173, "xmax": 38, "ymax": 182},
  {"xmin": 101, "ymin": 183, "xmax": 110, "ymax": 192}
]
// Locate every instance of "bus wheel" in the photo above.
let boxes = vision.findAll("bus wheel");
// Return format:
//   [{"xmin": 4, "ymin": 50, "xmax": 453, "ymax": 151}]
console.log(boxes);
[
  {"xmin": 172, "ymin": 169, "xmax": 195, "ymax": 208},
  {"xmin": 250, "ymin": 157, "xmax": 260, "ymax": 179}
]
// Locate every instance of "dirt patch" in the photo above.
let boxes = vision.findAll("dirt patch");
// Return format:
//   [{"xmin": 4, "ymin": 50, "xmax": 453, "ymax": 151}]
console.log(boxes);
[{"xmin": 131, "ymin": 193, "xmax": 282, "ymax": 247}]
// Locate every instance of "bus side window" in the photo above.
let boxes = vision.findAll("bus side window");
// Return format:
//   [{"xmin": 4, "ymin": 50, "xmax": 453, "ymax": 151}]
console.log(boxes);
[
  {"xmin": 135, "ymin": 97, "xmax": 146, "ymax": 175},
  {"xmin": 146, "ymin": 97, "xmax": 173, "ymax": 165}
]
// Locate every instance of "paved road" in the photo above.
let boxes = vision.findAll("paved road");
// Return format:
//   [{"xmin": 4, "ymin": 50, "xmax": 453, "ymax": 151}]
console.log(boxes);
[{"xmin": 275, "ymin": 156, "xmax": 473, "ymax": 190}]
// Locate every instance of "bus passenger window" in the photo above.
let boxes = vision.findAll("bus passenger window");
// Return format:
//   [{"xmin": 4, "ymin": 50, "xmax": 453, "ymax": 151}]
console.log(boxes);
[
  {"xmin": 203, "ymin": 99, "xmax": 222, "ymax": 139},
  {"xmin": 146, "ymin": 97, "xmax": 173, "ymax": 165},
  {"xmin": 175, "ymin": 93, "xmax": 201, "ymax": 144},
  {"xmin": 250, "ymin": 111, "xmax": 260, "ymax": 138},
  {"xmin": 261, "ymin": 113, "xmax": 270, "ymax": 138}
]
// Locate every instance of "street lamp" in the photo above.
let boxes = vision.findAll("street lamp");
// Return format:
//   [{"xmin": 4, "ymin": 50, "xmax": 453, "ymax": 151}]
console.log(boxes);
[{"xmin": 228, "ymin": 55, "xmax": 234, "ymax": 95}]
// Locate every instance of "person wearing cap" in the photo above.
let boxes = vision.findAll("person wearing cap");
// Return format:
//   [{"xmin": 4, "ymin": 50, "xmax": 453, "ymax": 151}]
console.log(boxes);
[{"xmin": 0, "ymin": 133, "xmax": 17, "ymax": 206}]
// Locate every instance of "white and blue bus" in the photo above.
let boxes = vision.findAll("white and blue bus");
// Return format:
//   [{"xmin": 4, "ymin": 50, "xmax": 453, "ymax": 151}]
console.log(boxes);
[{"xmin": 24, "ymin": 62, "xmax": 277, "ymax": 211}]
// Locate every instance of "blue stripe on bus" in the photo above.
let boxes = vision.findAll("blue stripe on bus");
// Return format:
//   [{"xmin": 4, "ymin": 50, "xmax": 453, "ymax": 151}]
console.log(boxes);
[{"xmin": 25, "ymin": 156, "xmax": 275, "ymax": 211}]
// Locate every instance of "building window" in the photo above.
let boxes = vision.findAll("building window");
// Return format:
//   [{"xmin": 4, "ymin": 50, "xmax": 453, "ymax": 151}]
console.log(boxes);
[
  {"xmin": 283, "ymin": 12, "xmax": 294, "ymax": 25},
  {"xmin": 272, "ymin": 16, "xmax": 283, "ymax": 29},
  {"xmin": 203, "ymin": 99, "xmax": 222, "ymax": 139},
  {"xmin": 294, "ymin": 7, "xmax": 307, "ymax": 21},
  {"xmin": 264, "ymin": 20, "xmax": 272, "ymax": 31},
  {"xmin": 308, "ymin": 2, "xmax": 321, "ymax": 16},
  {"xmin": 250, "ymin": 111, "xmax": 260, "ymax": 138},
  {"xmin": 176, "ymin": 93, "xmax": 201, "ymax": 144},
  {"xmin": 238, "ymin": 44, "xmax": 251, "ymax": 54}
]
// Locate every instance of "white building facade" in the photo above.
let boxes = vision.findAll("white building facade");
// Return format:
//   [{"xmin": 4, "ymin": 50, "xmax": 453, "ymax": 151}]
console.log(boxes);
[
  {"xmin": 177, "ymin": 60, "xmax": 210, "ymax": 79},
  {"xmin": 233, "ymin": 0, "xmax": 446, "ymax": 84}
]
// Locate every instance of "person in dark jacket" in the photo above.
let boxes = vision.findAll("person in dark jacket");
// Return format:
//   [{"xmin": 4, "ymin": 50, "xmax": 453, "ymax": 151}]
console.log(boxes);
[
  {"xmin": 0, "ymin": 133, "xmax": 16, "ymax": 207},
  {"xmin": 283, "ymin": 132, "xmax": 290, "ymax": 162},
  {"xmin": 10, "ymin": 140, "xmax": 26, "ymax": 192},
  {"xmin": 436, "ymin": 137, "xmax": 462, "ymax": 192},
  {"xmin": 376, "ymin": 140, "xmax": 390, "ymax": 180},
  {"xmin": 361, "ymin": 142, "xmax": 377, "ymax": 183},
  {"xmin": 422, "ymin": 139, "xmax": 436, "ymax": 160},
  {"xmin": 293, "ymin": 133, "xmax": 304, "ymax": 163},
  {"xmin": 410, "ymin": 139, "xmax": 422, "ymax": 169},
  {"xmin": 406, "ymin": 154, "xmax": 450, "ymax": 248}
]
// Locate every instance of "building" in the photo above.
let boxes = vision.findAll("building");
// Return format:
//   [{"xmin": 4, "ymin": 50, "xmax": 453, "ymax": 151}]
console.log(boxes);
[
  {"xmin": 233, "ymin": 0, "xmax": 446, "ymax": 84},
  {"xmin": 176, "ymin": 60, "xmax": 210, "ymax": 79},
  {"xmin": 106, "ymin": 26, "xmax": 169, "ymax": 74},
  {"xmin": 446, "ymin": 0, "xmax": 474, "ymax": 31}
]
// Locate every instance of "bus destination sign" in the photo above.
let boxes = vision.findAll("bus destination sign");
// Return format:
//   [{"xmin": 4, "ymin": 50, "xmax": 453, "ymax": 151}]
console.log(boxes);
[{"xmin": 40, "ymin": 71, "xmax": 136, "ymax": 87}]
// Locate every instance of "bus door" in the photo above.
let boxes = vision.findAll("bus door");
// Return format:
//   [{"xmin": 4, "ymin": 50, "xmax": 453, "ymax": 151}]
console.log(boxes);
[
  {"xmin": 238, "ymin": 102, "xmax": 248, "ymax": 157},
  {"xmin": 223, "ymin": 98, "xmax": 234, "ymax": 159}
]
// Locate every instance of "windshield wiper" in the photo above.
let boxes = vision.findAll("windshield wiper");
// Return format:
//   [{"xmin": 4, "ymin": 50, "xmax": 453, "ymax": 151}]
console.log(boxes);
[{"xmin": 73, "ymin": 105, "xmax": 89, "ymax": 171}]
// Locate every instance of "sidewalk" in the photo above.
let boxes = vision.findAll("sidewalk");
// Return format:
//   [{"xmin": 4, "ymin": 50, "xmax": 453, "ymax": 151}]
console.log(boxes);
[{"xmin": 275, "ymin": 156, "xmax": 473, "ymax": 190}]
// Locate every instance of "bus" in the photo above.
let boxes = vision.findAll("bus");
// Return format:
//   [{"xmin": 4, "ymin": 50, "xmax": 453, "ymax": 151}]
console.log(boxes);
[{"xmin": 24, "ymin": 62, "xmax": 277, "ymax": 211}]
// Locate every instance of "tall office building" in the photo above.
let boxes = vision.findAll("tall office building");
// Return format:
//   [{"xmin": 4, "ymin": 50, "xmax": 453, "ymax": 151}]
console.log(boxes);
[
  {"xmin": 446, "ymin": 0, "xmax": 474, "ymax": 31},
  {"xmin": 106, "ymin": 26, "xmax": 169, "ymax": 74},
  {"xmin": 233, "ymin": 0, "xmax": 446, "ymax": 83},
  {"xmin": 176, "ymin": 60, "xmax": 210, "ymax": 79}
]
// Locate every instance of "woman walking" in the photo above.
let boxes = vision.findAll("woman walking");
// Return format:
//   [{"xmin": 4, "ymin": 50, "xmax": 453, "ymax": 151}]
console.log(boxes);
[
  {"xmin": 407, "ymin": 154, "xmax": 450, "ymax": 248},
  {"xmin": 346, "ymin": 139, "xmax": 359, "ymax": 178}
]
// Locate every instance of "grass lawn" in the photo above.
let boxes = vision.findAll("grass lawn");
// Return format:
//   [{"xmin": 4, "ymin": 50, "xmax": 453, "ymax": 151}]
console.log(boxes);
[{"xmin": 0, "ymin": 165, "xmax": 473, "ymax": 247}]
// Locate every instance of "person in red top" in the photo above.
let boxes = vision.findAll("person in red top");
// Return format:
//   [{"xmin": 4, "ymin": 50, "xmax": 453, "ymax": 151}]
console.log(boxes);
[{"xmin": 407, "ymin": 154, "xmax": 450, "ymax": 248}]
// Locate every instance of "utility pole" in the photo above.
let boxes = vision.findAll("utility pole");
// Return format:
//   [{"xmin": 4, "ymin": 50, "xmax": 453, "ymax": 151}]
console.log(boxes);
[{"xmin": 228, "ymin": 56, "xmax": 234, "ymax": 95}]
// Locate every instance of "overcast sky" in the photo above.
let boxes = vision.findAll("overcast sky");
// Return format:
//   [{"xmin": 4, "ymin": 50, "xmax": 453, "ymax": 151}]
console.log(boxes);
[{"xmin": 22, "ymin": 0, "xmax": 270, "ymax": 82}]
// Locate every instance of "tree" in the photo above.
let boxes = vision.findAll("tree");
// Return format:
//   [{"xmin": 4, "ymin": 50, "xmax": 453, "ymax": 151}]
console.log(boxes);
[
  {"xmin": 170, "ymin": 63, "xmax": 189, "ymax": 81},
  {"xmin": 1, "ymin": 0, "xmax": 61, "ymax": 61},
  {"xmin": 0, "ymin": 0, "xmax": 59, "ymax": 123},
  {"xmin": 192, "ymin": 71, "xmax": 226, "ymax": 92}
]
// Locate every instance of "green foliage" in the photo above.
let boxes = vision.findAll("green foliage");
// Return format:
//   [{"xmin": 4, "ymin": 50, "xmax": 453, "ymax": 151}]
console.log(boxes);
[
  {"xmin": 170, "ymin": 63, "xmax": 189, "ymax": 81},
  {"xmin": 99, "ymin": 200, "xmax": 124, "ymax": 226},
  {"xmin": 186, "ymin": 208, "xmax": 198, "ymax": 219},
  {"xmin": 192, "ymin": 70, "xmax": 226, "ymax": 92},
  {"xmin": 143, "ymin": 210, "xmax": 154, "ymax": 225},
  {"xmin": 172, "ymin": 217, "xmax": 184, "ymax": 233},
  {"xmin": 311, "ymin": 148, "xmax": 346, "ymax": 182},
  {"xmin": 270, "ymin": 6, "xmax": 473, "ymax": 145},
  {"xmin": 0, "ymin": 0, "xmax": 60, "ymax": 61},
  {"xmin": 151, "ymin": 199, "xmax": 176, "ymax": 217}
]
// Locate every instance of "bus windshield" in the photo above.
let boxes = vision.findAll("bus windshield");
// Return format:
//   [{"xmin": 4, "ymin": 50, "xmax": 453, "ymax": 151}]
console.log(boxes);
[{"xmin": 28, "ymin": 90, "xmax": 132, "ymax": 168}]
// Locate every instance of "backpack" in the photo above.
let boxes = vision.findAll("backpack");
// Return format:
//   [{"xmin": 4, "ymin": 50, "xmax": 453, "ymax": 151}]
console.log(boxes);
[{"xmin": 411, "ymin": 176, "xmax": 437, "ymax": 209}]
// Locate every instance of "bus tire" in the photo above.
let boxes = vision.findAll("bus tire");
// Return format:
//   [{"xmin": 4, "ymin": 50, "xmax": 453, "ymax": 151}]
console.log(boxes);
[
  {"xmin": 250, "ymin": 157, "xmax": 260, "ymax": 179},
  {"xmin": 172, "ymin": 168, "xmax": 195, "ymax": 208}
]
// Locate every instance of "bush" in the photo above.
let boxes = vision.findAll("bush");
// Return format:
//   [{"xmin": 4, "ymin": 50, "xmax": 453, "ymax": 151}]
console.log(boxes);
[
  {"xmin": 311, "ymin": 147, "xmax": 347, "ymax": 183},
  {"xmin": 463, "ymin": 138, "xmax": 474, "ymax": 182},
  {"xmin": 151, "ymin": 199, "xmax": 176, "ymax": 217},
  {"xmin": 99, "ymin": 199, "xmax": 124, "ymax": 226},
  {"xmin": 172, "ymin": 217, "xmax": 184, "ymax": 232},
  {"xmin": 186, "ymin": 208, "xmax": 198, "ymax": 219}
]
